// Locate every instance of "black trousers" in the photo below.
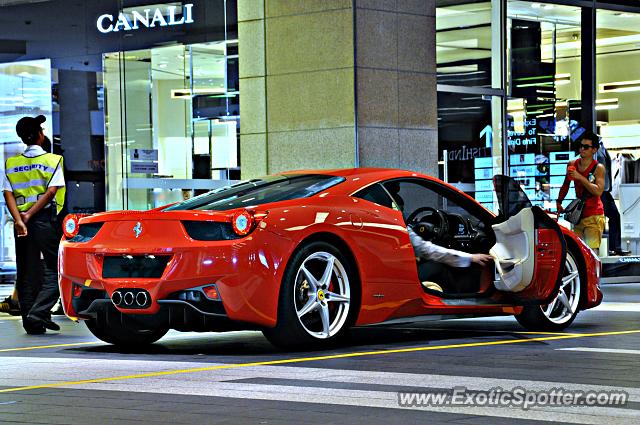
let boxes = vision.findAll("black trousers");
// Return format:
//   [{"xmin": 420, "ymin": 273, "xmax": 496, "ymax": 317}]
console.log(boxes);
[
  {"xmin": 601, "ymin": 191, "xmax": 621, "ymax": 252},
  {"xmin": 15, "ymin": 209, "xmax": 61, "ymax": 331}
]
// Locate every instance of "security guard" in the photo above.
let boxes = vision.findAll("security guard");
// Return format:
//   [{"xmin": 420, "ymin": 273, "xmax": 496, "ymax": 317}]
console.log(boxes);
[{"xmin": 3, "ymin": 115, "xmax": 65, "ymax": 334}]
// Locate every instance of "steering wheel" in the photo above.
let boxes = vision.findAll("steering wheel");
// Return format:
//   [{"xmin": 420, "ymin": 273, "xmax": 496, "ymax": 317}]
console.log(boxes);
[{"xmin": 406, "ymin": 206, "xmax": 448, "ymax": 242}]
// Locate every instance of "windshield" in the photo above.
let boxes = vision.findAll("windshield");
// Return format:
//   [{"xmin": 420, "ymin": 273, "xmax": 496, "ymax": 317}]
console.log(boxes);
[{"xmin": 164, "ymin": 174, "xmax": 345, "ymax": 211}]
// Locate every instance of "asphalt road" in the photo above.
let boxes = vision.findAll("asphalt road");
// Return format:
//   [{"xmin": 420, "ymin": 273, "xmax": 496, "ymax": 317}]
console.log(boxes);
[{"xmin": 1, "ymin": 283, "xmax": 640, "ymax": 424}]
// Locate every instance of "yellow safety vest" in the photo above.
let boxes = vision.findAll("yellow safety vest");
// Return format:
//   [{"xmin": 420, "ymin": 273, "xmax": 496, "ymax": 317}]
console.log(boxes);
[{"xmin": 5, "ymin": 153, "xmax": 66, "ymax": 214}]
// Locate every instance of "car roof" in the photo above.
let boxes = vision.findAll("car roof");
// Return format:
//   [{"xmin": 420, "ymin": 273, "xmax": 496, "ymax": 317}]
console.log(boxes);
[{"xmin": 277, "ymin": 167, "xmax": 443, "ymax": 195}]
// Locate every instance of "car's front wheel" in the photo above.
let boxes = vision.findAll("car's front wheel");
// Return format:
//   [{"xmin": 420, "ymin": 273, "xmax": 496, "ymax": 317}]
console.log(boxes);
[
  {"xmin": 263, "ymin": 241, "xmax": 357, "ymax": 349},
  {"xmin": 85, "ymin": 313, "xmax": 169, "ymax": 348},
  {"xmin": 515, "ymin": 250, "xmax": 582, "ymax": 331}
]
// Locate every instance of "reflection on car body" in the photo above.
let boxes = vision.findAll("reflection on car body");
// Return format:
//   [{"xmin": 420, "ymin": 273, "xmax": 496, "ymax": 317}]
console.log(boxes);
[{"xmin": 58, "ymin": 168, "xmax": 602, "ymax": 350}]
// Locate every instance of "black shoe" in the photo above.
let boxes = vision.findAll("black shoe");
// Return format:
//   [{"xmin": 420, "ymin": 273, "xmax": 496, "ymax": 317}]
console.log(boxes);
[
  {"xmin": 27, "ymin": 314, "xmax": 60, "ymax": 332},
  {"xmin": 25, "ymin": 327, "xmax": 46, "ymax": 335},
  {"xmin": 41, "ymin": 318, "xmax": 60, "ymax": 331}
]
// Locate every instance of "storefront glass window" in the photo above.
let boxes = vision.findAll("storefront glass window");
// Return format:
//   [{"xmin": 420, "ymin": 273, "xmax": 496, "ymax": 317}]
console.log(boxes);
[
  {"xmin": 436, "ymin": 0, "xmax": 501, "ymax": 89},
  {"xmin": 104, "ymin": 41, "xmax": 239, "ymax": 211},
  {"xmin": 0, "ymin": 59, "xmax": 52, "ymax": 271},
  {"xmin": 436, "ymin": 0, "xmax": 504, "ymax": 212},
  {"xmin": 438, "ymin": 92, "xmax": 503, "ymax": 212},
  {"xmin": 596, "ymin": 9, "xmax": 640, "ymax": 240},
  {"xmin": 506, "ymin": 1, "xmax": 581, "ymax": 210}
]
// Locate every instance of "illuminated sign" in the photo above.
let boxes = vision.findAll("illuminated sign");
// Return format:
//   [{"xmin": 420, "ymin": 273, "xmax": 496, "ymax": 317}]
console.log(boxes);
[
  {"xmin": 97, "ymin": 3, "xmax": 194, "ymax": 34},
  {"xmin": 508, "ymin": 118, "xmax": 537, "ymax": 146}
]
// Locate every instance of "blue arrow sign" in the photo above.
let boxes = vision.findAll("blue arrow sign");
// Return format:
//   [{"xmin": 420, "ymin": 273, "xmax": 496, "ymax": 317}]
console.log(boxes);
[{"xmin": 480, "ymin": 124, "xmax": 493, "ymax": 148}]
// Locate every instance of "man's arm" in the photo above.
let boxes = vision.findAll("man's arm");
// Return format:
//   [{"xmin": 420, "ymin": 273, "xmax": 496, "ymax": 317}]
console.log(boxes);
[
  {"xmin": 408, "ymin": 227, "xmax": 473, "ymax": 267},
  {"xmin": 574, "ymin": 164, "xmax": 605, "ymax": 197},
  {"xmin": 3, "ymin": 191, "xmax": 27, "ymax": 236},
  {"xmin": 20, "ymin": 186, "xmax": 59, "ymax": 224}
]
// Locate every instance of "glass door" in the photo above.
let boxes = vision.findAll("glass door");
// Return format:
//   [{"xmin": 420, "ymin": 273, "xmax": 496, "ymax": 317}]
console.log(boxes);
[
  {"xmin": 506, "ymin": 1, "xmax": 582, "ymax": 211},
  {"xmin": 104, "ymin": 42, "xmax": 238, "ymax": 211},
  {"xmin": 190, "ymin": 42, "xmax": 238, "ymax": 184}
]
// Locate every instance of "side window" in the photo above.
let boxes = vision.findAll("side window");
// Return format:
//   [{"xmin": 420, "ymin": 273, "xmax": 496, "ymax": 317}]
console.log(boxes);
[
  {"xmin": 382, "ymin": 180, "xmax": 439, "ymax": 218},
  {"xmin": 352, "ymin": 183, "xmax": 395, "ymax": 209},
  {"xmin": 382, "ymin": 179, "xmax": 486, "ymax": 231}
]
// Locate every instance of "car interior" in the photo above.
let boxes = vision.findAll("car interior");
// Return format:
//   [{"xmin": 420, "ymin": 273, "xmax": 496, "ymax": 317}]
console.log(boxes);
[{"xmin": 354, "ymin": 179, "xmax": 498, "ymax": 298}]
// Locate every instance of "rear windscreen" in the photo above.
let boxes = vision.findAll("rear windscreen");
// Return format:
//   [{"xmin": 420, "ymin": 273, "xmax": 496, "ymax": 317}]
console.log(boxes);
[{"xmin": 164, "ymin": 174, "xmax": 345, "ymax": 211}]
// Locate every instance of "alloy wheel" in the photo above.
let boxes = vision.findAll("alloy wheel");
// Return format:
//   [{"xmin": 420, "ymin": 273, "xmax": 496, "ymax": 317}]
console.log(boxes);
[
  {"xmin": 293, "ymin": 251, "xmax": 351, "ymax": 339},
  {"xmin": 540, "ymin": 253, "xmax": 581, "ymax": 324}
]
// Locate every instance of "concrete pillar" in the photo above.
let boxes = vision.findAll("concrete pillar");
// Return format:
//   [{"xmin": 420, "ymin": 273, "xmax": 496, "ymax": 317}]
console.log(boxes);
[
  {"xmin": 355, "ymin": 0, "xmax": 438, "ymax": 176},
  {"xmin": 238, "ymin": 0, "xmax": 437, "ymax": 178},
  {"xmin": 59, "ymin": 70, "xmax": 94, "ymax": 171}
]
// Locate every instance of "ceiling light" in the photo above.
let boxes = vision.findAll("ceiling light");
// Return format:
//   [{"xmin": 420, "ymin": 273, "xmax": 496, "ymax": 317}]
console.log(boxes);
[
  {"xmin": 171, "ymin": 88, "xmax": 226, "ymax": 99},
  {"xmin": 555, "ymin": 73, "xmax": 571, "ymax": 85},
  {"xmin": 543, "ymin": 4, "xmax": 554, "ymax": 10},
  {"xmin": 595, "ymin": 98, "xmax": 619, "ymax": 110},
  {"xmin": 531, "ymin": 3, "xmax": 542, "ymax": 9},
  {"xmin": 599, "ymin": 80, "xmax": 640, "ymax": 93}
]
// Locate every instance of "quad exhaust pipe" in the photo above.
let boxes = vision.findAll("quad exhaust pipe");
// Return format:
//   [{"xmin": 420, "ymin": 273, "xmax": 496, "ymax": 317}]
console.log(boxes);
[
  {"xmin": 111, "ymin": 289, "xmax": 149, "ymax": 308},
  {"xmin": 135, "ymin": 291, "xmax": 148, "ymax": 307},
  {"xmin": 111, "ymin": 290, "xmax": 122, "ymax": 306}
]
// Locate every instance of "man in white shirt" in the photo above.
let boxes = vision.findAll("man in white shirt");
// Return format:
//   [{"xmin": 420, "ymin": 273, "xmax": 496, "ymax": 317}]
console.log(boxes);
[
  {"xmin": 385, "ymin": 181, "xmax": 493, "ymax": 293},
  {"xmin": 408, "ymin": 227, "xmax": 493, "ymax": 268},
  {"xmin": 3, "ymin": 115, "xmax": 65, "ymax": 334},
  {"xmin": 408, "ymin": 226, "xmax": 493, "ymax": 293}
]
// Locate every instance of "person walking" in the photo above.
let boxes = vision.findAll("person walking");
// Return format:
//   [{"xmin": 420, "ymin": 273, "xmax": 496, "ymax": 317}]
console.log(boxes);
[
  {"xmin": 3, "ymin": 115, "xmax": 65, "ymax": 334},
  {"xmin": 595, "ymin": 138, "xmax": 630, "ymax": 256},
  {"xmin": 557, "ymin": 131, "xmax": 606, "ymax": 251}
]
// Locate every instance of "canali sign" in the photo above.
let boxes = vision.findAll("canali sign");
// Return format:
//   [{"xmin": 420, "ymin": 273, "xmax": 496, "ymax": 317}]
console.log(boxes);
[{"xmin": 97, "ymin": 3, "xmax": 194, "ymax": 34}]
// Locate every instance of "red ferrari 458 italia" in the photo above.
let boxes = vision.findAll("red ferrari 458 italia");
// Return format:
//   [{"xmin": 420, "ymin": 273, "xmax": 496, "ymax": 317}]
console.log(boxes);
[{"xmin": 59, "ymin": 168, "xmax": 602, "ymax": 349}]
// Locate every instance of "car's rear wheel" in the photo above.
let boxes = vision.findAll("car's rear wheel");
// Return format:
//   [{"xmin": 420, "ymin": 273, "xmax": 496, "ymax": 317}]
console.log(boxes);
[
  {"xmin": 85, "ymin": 313, "xmax": 169, "ymax": 348},
  {"xmin": 263, "ymin": 241, "xmax": 357, "ymax": 350},
  {"xmin": 515, "ymin": 250, "xmax": 582, "ymax": 331}
]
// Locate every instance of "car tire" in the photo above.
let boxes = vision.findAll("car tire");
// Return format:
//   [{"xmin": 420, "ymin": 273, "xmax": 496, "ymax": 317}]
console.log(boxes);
[
  {"xmin": 515, "ymin": 249, "xmax": 582, "ymax": 332},
  {"xmin": 263, "ymin": 241, "xmax": 358, "ymax": 350},
  {"xmin": 85, "ymin": 314, "xmax": 169, "ymax": 348}
]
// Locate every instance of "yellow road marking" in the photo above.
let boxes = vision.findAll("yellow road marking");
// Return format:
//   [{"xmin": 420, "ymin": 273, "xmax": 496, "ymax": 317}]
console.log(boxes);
[
  {"xmin": 1, "ymin": 328, "xmax": 639, "ymax": 394},
  {"xmin": 514, "ymin": 331, "xmax": 581, "ymax": 335},
  {"xmin": 0, "ymin": 342, "xmax": 100, "ymax": 352}
]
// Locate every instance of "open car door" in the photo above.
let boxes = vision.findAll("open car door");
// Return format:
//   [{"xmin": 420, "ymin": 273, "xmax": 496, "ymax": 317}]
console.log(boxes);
[{"xmin": 489, "ymin": 175, "xmax": 566, "ymax": 304}]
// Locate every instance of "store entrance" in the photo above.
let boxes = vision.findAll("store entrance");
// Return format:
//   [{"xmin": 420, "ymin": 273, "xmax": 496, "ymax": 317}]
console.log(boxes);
[
  {"xmin": 103, "ymin": 42, "xmax": 239, "ymax": 211},
  {"xmin": 507, "ymin": 2, "xmax": 583, "ymax": 213}
]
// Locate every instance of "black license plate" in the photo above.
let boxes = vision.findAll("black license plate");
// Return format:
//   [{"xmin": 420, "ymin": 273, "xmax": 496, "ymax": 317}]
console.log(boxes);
[{"xmin": 102, "ymin": 255, "xmax": 171, "ymax": 278}]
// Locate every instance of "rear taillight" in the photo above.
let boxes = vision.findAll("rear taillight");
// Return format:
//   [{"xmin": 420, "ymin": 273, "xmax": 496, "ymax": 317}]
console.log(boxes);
[
  {"xmin": 62, "ymin": 214, "xmax": 100, "ymax": 241},
  {"xmin": 62, "ymin": 215, "xmax": 80, "ymax": 239},
  {"xmin": 231, "ymin": 210, "xmax": 254, "ymax": 236}
]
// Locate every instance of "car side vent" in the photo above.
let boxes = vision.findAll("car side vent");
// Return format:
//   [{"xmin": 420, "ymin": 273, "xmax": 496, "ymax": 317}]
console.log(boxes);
[
  {"xmin": 182, "ymin": 221, "xmax": 241, "ymax": 241},
  {"xmin": 68, "ymin": 223, "xmax": 104, "ymax": 243}
]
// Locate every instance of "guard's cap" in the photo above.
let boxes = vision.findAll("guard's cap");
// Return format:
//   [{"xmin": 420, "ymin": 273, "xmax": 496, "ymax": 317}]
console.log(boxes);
[{"xmin": 15, "ymin": 115, "xmax": 46, "ymax": 143}]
